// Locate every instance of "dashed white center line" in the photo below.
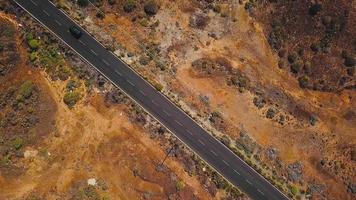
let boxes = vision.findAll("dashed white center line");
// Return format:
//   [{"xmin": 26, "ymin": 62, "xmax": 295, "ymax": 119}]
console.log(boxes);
[
  {"xmin": 114, "ymin": 69, "xmax": 122, "ymax": 76},
  {"xmin": 139, "ymin": 90, "xmax": 146, "ymax": 96},
  {"xmin": 246, "ymin": 179, "xmax": 252, "ymax": 185},
  {"xmin": 187, "ymin": 130, "xmax": 193, "ymax": 136},
  {"xmin": 78, "ymin": 40, "xmax": 86, "ymax": 46},
  {"xmin": 210, "ymin": 150, "xmax": 218, "ymax": 156},
  {"xmin": 233, "ymin": 169, "xmax": 240, "ymax": 175},
  {"xmin": 102, "ymin": 59, "xmax": 110, "ymax": 66},
  {"xmin": 175, "ymin": 120, "xmax": 183, "ymax": 126},
  {"xmin": 151, "ymin": 100, "xmax": 158, "ymax": 106},
  {"xmin": 198, "ymin": 139, "xmax": 205, "ymax": 146},
  {"xmin": 43, "ymin": 10, "xmax": 50, "ymax": 16},
  {"xmin": 257, "ymin": 189, "xmax": 265, "ymax": 196},
  {"xmin": 222, "ymin": 160, "xmax": 230, "ymax": 166},
  {"xmin": 127, "ymin": 79, "xmax": 135, "ymax": 87},
  {"xmin": 30, "ymin": 0, "xmax": 38, "ymax": 6},
  {"xmin": 54, "ymin": 19, "xmax": 61, "ymax": 26},
  {"xmin": 163, "ymin": 110, "xmax": 171, "ymax": 116},
  {"xmin": 90, "ymin": 49, "xmax": 98, "ymax": 56}
]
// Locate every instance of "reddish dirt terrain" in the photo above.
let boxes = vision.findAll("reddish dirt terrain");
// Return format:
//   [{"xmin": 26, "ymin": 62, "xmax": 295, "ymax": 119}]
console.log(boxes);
[
  {"xmin": 55, "ymin": 0, "xmax": 355, "ymax": 199},
  {"xmin": 0, "ymin": 13, "xmax": 225, "ymax": 200}
]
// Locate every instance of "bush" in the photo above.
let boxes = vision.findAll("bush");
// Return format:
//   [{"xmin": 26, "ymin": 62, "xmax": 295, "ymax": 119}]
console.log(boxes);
[
  {"xmin": 309, "ymin": 4, "xmax": 322, "ymax": 16},
  {"xmin": 123, "ymin": 0, "xmax": 136, "ymax": 13},
  {"xmin": 139, "ymin": 55, "xmax": 150, "ymax": 65},
  {"xmin": 287, "ymin": 51, "xmax": 298, "ymax": 63},
  {"xmin": 298, "ymin": 75, "xmax": 309, "ymax": 88},
  {"xmin": 12, "ymin": 137, "xmax": 24, "ymax": 150},
  {"xmin": 344, "ymin": 56, "xmax": 355, "ymax": 67},
  {"xmin": 77, "ymin": 0, "xmax": 89, "ymax": 7},
  {"xmin": 108, "ymin": 0, "xmax": 116, "ymax": 5},
  {"xmin": 96, "ymin": 9, "xmax": 105, "ymax": 19},
  {"xmin": 290, "ymin": 60, "xmax": 303, "ymax": 73},
  {"xmin": 63, "ymin": 91, "xmax": 81, "ymax": 108},
  {"xmin": 144, "ymin": 0, "xmax": 158, "ymax": 16},
  {"xmin": 28, "ymin": 39, "xmax": 39, "ymax": 50},
  {"xmin": 289, "ymin": 185, "xmax": 299, "ymax": 196},
  {"xmin": 17, "ymin": 81, "xmax": 34, "ymax": 102},
  {"xmin": 175, "ymin": 180, "xmax": 185, "ymax": 191}
]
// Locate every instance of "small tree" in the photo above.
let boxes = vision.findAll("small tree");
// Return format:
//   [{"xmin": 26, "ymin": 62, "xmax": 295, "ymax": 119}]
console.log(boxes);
[
  {"xmin": 144, "ymin": 0, "xmax": 158, "ymax": 16},
  {"xmin": 123, "ymin": 0, "xmax": 136, "ymax": 13}
]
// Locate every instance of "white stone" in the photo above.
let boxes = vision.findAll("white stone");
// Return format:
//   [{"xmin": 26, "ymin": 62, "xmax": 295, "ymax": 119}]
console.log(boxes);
[
  {"xmin": 24, "ymin": 150, "xmax": 38, "ymax": 158},
  {"xmin": 87, "ymin": 178, "xmax": 97, "ymax": 186}
]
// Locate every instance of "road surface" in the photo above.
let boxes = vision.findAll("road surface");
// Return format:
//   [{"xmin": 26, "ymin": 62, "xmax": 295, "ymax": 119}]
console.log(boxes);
[{"xmin": 12, "ymin": 0, "xmax": 289, "ymax": 199}]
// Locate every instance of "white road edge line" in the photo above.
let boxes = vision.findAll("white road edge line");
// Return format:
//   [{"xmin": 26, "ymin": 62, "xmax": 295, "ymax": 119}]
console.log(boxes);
[
  {"xmin": 222, "ymin": 160, "xmax": 230, "ymax": 166},
  {"xmin": 16, "ymin": 2, "xmax": 290, "ymax": 199},
  {"xmin": 198, "ymin": 139, "xmax": 205, "ymax": 146},
  {"xmin": 233, "ymin": 169, "xmax": 240, "ymax": 175}
]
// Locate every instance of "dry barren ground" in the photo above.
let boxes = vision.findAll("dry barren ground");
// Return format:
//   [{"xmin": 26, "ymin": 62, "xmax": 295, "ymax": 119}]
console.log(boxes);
[{"xmin": 55, "ymin": 0, "xmax": 355, "ymax": 199}]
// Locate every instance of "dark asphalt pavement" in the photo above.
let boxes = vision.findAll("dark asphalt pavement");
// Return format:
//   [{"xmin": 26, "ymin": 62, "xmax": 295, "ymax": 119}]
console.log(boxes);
[{"xmin": 12, "ymin": 0, "xmax": 289, "ymax": 199}]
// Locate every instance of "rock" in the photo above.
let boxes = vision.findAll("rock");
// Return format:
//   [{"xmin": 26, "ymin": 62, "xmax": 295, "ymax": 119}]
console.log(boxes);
[
  {"xmin": 287, "ymin": 161, "xmax": 303, "ymax": 183},
  {"xmin": 87, "ymin": 178, "xmax": 97, "ymax": 186},
  {"xmin": 266, "ymin": 147, "xmax": 277, "ymax": 160},
  {"xmin": 347, "ymin": 183, "xmax": 356, "ymax": 194},
  {"xmin": 24, "ymin": 149, "xmax": 38, "ymax": 158}
]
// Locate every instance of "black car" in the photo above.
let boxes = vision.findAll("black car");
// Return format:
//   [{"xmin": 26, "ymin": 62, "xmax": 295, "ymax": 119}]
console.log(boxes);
[{"xmin": 69, "ymin": 25, "xmax": 82, "ymax": 39}]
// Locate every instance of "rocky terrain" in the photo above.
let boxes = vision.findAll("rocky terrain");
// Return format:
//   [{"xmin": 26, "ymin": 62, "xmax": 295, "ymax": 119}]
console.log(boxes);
[{"xmin": 1, "ymin": 0, "xmax": 355, "ymax": 200}]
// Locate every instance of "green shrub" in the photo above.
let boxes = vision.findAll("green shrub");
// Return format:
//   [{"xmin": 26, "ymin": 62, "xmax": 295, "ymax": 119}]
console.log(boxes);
[
  {"xmin": 25, "ymin": 32, "xmax": 33, "ymax": 41},
  {"xmin": 63, "ymin": 91, "xmax": 81, "ymax": 108},
  {"xmin": 175, "ymin": 180, "xmax": 185, "ymax": 191},
  {"xmin": 28, "ymin": 39, "xmax": 39, "ymax": 50},
  {"xmin": 153, "ymin": 82, "xmax": 163, "ymax": 91},
  {"xmin": 12, "ymin": 137, "xmax": 24, "ymax": 150},
  {"xmin": 17, "ymin": 81, "xmax": 34, "ymax": 102},
  {"xmin": 29, "ymin": 52, "xmax": 38, "ymax": 61},
  {"xmin": 123, "ymin": 0, "xmax": 136, "ymax": 13},
  {"xmin": 139, "ymin": 18, "xmax": 149, "ymax": 27},
  {"xmin": 144, "ymin": 0, "xmax": 158, "ymax": 15},
  {"xmin": 289, "ymin": 185, "xmax": 299, "ymax": 196}
]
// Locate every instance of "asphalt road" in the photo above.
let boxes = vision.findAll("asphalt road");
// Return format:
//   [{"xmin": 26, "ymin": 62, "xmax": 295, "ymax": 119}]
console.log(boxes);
[{"xmin": 12, "ymin": 0, "xmax": 289, "ymax": 199}]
